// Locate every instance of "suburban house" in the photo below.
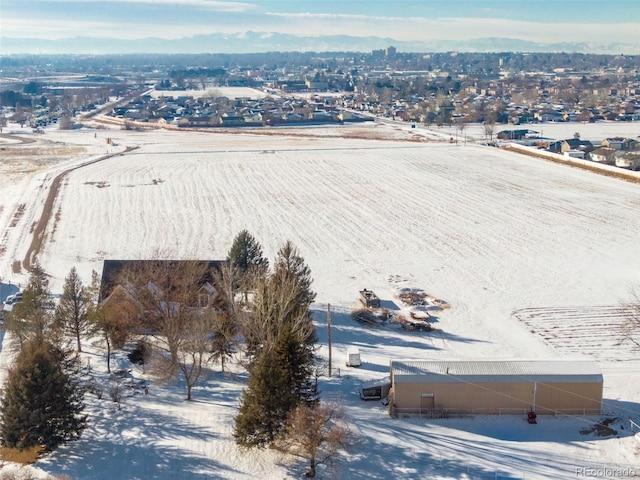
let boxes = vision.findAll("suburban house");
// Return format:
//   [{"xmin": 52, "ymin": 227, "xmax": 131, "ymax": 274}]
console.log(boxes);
[
  {"xmin": 99, "ymin": 259, "xmax": 227, "ymax": 314},
  {"xmin": 179, "ymin": 116, "xmax": 221, "ymax": 128},
  {"xmin": 388, "ymin": 360, "xmax": 603, "ymax": 417},
  {"xmin": 496, "ymin": 129, "xmax": 539, "ymax": 141},
  {"xmin": 601, "ymin": 137, "xmax": 640, "ymax": 151},
  {"xmin": 588, "ymin": 147, "xmax": 617, "ymax": 165},
  {"xmin": 547, "ymin": 138, "xmax": 593, "ymax": 154},
  {"xmin": 536, "ymin": 111, "xmax": 565, "ymax": 123},
  {"xmin": 613, "ymin": 151, "xmax": 640, "ymax": 170}
]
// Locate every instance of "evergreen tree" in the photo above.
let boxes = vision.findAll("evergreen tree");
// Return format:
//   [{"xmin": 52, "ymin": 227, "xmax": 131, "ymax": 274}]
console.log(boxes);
[
  {"xmin": 5, "ymin": 261, "xmax": 58, "ymax": 350},
  {"xmin": 56, "ymin": 266, "xmax": 90, "ymax": 353},
  {"xmin": 273, "ymin": 240, "xmax": 317, "ymax": 321},
  {"xmin": 234, "ymin": 240, "xmax": 318, "ymax": 448},
  {"xmin": 209, "ymin": 309, "xmax": 237, "ymax": 373},
  {"xmin": 272, "ymin": 240, "xmax": 318, "ymax": 355},
  {"xmin": 227, "ymin": 230, "xmax": 269, "ymax": 301},
  {"xmin": 274, "ymin": 322, "xmax": 318, "ymax": 406},
  {"xmin": 0, "ymin": 340, "xmax": 86, "ymax": 451},
  {"xmin": 233, "ymin": 347, "xmax": 295, "ymax": 447}
]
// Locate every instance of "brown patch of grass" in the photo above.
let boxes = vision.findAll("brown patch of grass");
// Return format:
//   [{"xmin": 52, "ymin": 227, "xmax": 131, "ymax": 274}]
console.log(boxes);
[
  {"xmin": 3, "ymin": 146, "xmax": 85, "ymax": 157},
  {"xmin": 8, "ymin": 204, "xmax": 26, "ymax": 228},
  {"xmin": 351, "ymin": 308, "xmax": 389, "ymax": 326},
  {"xmin": 12, "ymin": 260, "xmax": 21, "ymax": 274},
  {"xmin": 580, "ymin": 417, "xmax": 618, "ymax": 437},
  {"xmin": 51, "ymin": 206, "xmax": 62, "ymax": 239},
  {"xmin": 0, "ymin": 445, "xmax": 45, "ymax": 464},
  {"xmin": 84, "ymin": 181, "xmax": 110, "ymax": 188}
]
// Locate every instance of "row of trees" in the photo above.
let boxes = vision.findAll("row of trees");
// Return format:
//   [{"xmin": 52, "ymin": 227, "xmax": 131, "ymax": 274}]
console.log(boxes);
[
  {"xmin": 1, "ymin": 263, "xmax": 87, "ymax": 453},
  {"xmin": 227, "ymin": 232, "xmax": 349, "ymax": 477},
  {"xmin": 1, "ymin": 232, "xmax": 348, "ymax": 476}
]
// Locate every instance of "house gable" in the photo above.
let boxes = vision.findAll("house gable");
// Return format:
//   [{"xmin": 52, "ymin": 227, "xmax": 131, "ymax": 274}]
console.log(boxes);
[{"xmin": 99, "ymin": 259, "xmax": 226, "ymax": 304}]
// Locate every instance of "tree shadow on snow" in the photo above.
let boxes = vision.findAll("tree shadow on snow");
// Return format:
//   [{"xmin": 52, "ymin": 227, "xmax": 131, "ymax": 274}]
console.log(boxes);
[
  {"xmin": 379, "ymin": 298, "xmax": 399, "ymax": 310},
  {"xmin": 324, "ymin": 414, "xmax": 618, "ymax": 480},
  {"xmin": 313, "ymin": 307, "xmax": 485, "ymax": 349},
  {"xmin": 39, "ymin": 404, "xmax": 239, "ymax": 480}
]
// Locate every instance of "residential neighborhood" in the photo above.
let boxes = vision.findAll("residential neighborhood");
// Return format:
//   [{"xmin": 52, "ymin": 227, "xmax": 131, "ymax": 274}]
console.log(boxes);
[{"xmin": 2, "ymin": 51, "xmax": 640, "ymax": 171}]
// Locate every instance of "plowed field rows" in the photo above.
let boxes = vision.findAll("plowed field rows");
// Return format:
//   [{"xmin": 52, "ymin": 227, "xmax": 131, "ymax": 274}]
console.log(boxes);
[
  {"xmin": 513, "ymin": 305, "xmax": 638, "ymax": 361},
  {"xmin": 41, "ymin": 137, "xmax": 640, "ymax": 332}
]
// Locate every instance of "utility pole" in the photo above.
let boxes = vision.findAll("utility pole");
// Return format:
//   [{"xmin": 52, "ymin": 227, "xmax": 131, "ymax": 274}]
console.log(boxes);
[{"xmin": 327, "ymin": 303, "xmax": 332, "ymax": 378}]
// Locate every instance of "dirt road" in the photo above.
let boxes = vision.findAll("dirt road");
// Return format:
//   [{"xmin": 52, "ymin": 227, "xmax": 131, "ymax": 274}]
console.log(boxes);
[{"xmin": 22, "ymin": 146, "xmax": 139, "ymax": 273}]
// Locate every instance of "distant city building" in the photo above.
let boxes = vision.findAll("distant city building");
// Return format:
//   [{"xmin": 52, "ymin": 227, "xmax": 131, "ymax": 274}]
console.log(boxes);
[{"xmin": 372, "ymin": 45, "xmax": 397, "ymax": 58}]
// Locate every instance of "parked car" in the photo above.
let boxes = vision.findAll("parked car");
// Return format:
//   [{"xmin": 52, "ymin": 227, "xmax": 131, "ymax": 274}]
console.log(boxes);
[{"xmin": 4, "ymin": 292, "xmax": 22, "ymax": 305}]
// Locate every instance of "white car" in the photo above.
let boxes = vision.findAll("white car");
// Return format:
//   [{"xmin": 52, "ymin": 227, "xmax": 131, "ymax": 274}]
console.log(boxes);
[{"xmin": 4, "ymin": 292, "xmax": 22, "ymax": 305}]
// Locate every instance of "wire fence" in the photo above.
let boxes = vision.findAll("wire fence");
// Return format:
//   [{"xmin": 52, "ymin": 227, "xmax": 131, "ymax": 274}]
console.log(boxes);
[{"xmin": 391, "ymin": 406, "xmax": 602, "ymax": 419}]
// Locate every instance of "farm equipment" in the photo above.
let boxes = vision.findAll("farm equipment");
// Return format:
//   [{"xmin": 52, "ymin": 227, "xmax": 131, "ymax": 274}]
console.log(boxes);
[
  {"xmin": 360, "ymin": 289, "xmax": 380, "ymax": 308},
  {"xmin": 401, "ymin": 320, "xmax": 432, "ymax": 332}
]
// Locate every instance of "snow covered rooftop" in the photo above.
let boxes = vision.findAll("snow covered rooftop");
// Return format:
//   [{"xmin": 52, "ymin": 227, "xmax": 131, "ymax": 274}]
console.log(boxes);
[{"xmin": 391, "ymin": 360, "xmax": 603, "ymax": 383}]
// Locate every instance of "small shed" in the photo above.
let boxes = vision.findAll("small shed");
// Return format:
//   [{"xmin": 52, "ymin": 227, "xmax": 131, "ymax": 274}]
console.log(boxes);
[
  {"xmin": 360, "ymin": 378, "xmax": 392, "ymax": 401},
  {"xmin": 389, "ymin": 359, "xmax": 603, "ymax": 416},
  {"xmin": 346, "ymin": 348, "xmax": 361, "ymax": 367}
]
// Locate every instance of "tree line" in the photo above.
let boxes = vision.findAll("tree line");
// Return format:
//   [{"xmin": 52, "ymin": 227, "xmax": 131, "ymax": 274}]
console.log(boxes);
[{"xmin": 0, "ymin": 231, "xmax": 348, "ymax": 477}]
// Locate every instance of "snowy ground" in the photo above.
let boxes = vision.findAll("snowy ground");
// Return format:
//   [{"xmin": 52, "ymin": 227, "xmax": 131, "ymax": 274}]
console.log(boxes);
[
  {"xmin": 1, "ymin": 119, "xmax": 640, "ymax": 479},
  {"xmin": 150, "ymin": 87, "xmax": 271, "ymax": 100},
  {"xmin": 421, "ymin": 120, "xmax": 640, "ymax": 145}
]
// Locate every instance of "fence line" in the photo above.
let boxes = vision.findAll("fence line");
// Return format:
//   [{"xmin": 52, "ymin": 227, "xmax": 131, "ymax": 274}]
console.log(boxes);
[{"xmin": 391, "ymin": 406, "xmax": 600, "ymax": 418}]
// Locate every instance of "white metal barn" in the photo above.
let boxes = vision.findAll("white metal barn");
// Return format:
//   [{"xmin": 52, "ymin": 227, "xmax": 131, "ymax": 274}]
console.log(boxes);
[{"xmin": 389, "ymin": 360, "xmax": 603, "ymax": 416}]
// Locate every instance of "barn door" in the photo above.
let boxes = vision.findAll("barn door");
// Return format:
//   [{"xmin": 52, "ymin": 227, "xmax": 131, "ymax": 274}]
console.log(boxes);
[{"xmin": 421, "ymin": 393, "xmax": 434, "ymax": 413}]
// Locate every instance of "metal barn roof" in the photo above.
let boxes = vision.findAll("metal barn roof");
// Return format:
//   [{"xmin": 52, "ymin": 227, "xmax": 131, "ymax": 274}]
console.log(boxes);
[{"xmin": 390, "ymin": 360, "xmax": 603, "ymax": 384}]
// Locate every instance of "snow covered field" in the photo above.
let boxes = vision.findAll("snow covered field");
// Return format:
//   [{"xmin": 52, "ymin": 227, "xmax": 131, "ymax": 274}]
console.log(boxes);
[{"xmin": 1, "ymin": 119, "xmax": 640, "ymax": 479}]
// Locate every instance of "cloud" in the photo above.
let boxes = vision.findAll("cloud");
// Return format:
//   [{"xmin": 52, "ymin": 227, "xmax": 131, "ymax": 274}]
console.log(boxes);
[
  {"xmin": 263, "ymin": 11, "xmax": 640, "ymax": 44},
  {"xmin": 2, "ymin": 2, "xmax": 639, "ymax": 46},
  {"xmin": 43, "ymin": 0, "xmax": 258, "ymax": 11}
]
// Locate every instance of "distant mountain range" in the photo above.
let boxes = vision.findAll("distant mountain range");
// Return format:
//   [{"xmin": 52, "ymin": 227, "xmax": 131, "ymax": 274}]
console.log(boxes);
[{"xmin": 2, "ymin": 32, "xmax": 639, "ymax": 55}]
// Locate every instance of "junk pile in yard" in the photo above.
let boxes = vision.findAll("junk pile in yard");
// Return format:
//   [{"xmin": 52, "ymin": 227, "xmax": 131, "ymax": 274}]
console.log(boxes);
[
  {"xmin": 352, "ymin": 287, "xmax": 447, "ymax": 333},
  {"xmin": 351, "ymin": 307, "xmax": 389, "ymax": 326},
  {"xmin": 352, "ymin": 288, "xmax": 389, "ymax": 326},
  {"xmin": 390, "ymin": 287, "xmax": 449, "ymax": 332},
  {"xmin": 351, "ymin": 288, "xmax": 450, "ymax": 332}
]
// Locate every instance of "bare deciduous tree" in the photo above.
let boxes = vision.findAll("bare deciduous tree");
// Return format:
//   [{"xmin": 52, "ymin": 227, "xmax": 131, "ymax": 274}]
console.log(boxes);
[
  {"xmin": 280, "ymin": 402, "xmax": 351, "ymax": 478},
  {"xmin": 242, "ymin": 272, "xmax": 316, "ymax": 363},
  {"xmin": 170, "ymin": 311, "xmax": 215, "ymax": 401},
  {"xmin": 483, "ymin": 114, "xmax": 496, "ymax": 141},
  {"xmin": 56, "ymin": 267, "xmax": 91, "ymax": 353},
  {"xmin": 115, "ymin": 260, "xmax": 209, "ymax": 368},
  {"xmin": 89, "ymin": 284, "xmax": 141, "ymax": 373},
  {"xmin": 209, "ymin": 264, "xmax": 241, "ymax": 373},
  {"xmin": 111, "ymin": 259, "xmax": 225, "ymax": 399},
  {"xmin": 621, "ymin": 287, "xmax": 640, "ymax": 351}
]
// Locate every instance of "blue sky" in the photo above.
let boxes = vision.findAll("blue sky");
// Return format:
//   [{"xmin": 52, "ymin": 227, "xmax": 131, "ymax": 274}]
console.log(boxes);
[{"xmin": 1, "ymin": 0, "xmax": 639, "ymax": 44}]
